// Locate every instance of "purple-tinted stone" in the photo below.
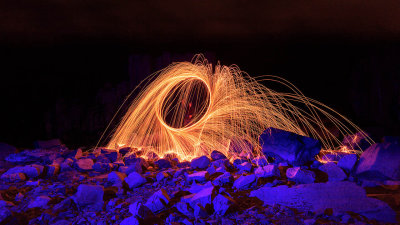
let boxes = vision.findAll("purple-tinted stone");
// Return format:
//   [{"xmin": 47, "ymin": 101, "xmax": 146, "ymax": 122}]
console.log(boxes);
[
  {"xmin": 124, "ymin": 172, "xmax": 146, "ymax": 189},
  {"xmin": 259, "ymin": 127, "xmax": 321, "ymax": 166},
  {"xmin": 286, "ymin": 167, "xmax": 315, "ymax": 184},
  {"xmin": 318, "ymin": 162, "xmax": 347, "ymax": 182},
  {"xmin": 235, "ymin": 162, "xmax": 252, "ymax": 172},
  {"xmin": 191, "ymin": 156, "xmax": 210, "ymax": 170},
  {"xmin": 252, "ymin": 156, "xmax": 268, "ymax": 167},
  {"xmin": 104, "ymin": 151, "xmax": 119, "ymax": 163},
  {"xmin": 210, "ymin": 150, "xmax": 227, "ymax": 161},
  {"xmin": 212, "ymin": 172, "xmax": 233, "ymax": 186},
  {"xmin": 144, "ymin": 189, "xmax": 170, "ymax": 213},
  {"xmin": 75, "ymin": 158, "xmax": 94, "ymax": 171},
  {"xmin": 250, "ymin": 181, "xmax": 396, "ymax": 223},
  {"xmin": 118, "ymin": 147, "xmax": 131, "ymax": 156},
  {"xmin": 356, "ymin": 142, "xmax": 400, "ymax": 180},
  {"xmin": 255, "ymin": 165, "xmax": 280, "ymax": 178},
  {"xmin": 187, "ymin": 171, "xmax": 208, "ymax": 183},
  {"xmin": 342, "ymin": 131, "xmax": 371, "ymax": 151},
  {"xmin": 233, "ymin": 174, "xmax": 256, "ymax": 190},
  {"xmin": 93, "ymin": 162, "xmax": 113, "ymax": 173},
  {"xmin": 74, "ymin": 184, "xmax": 104, "ymax": 211},
  {"xmin": 154, "ymin": 159, "xmax": 172, "ymax": 169},
  {"xmin": 213, "ymin": 194, "xmax": 235, "ymax": 215}
]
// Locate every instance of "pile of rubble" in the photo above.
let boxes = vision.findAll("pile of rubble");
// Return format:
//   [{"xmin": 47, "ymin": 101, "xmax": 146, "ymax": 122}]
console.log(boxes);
[{"xmin": 0, "ymin": 129, "xmax": 399, "ymax": 224}]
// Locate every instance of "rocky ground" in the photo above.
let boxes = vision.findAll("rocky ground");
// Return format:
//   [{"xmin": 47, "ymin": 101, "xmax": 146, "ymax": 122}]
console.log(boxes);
[{"xmin": 0, "ymin": 130, "xmax": 399, "ymax": 225}]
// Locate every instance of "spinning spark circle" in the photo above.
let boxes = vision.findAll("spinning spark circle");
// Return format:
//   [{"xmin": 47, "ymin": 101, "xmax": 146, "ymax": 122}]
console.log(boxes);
[{"xmin": 103, "ymin": 55, "xmax": 371, "ymax": 161}]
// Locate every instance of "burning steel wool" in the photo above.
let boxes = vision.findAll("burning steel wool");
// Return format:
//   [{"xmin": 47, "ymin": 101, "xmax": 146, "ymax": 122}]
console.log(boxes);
[{"xmin": 103, "ymin": 55, "xmax": 372, "ymax": 162}]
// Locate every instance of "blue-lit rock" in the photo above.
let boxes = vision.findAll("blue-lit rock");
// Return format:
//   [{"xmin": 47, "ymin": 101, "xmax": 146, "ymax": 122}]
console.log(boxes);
[
  {"xmin": 249, "ymin": 181, "xmax": 396, "ymax": 223},
  {"xmin": 129, "ymin": 201, "xmax": 154, "ymax": 220},
  {"xmin": 193, "ymin": 203, "xmax": 208, "ymax": 219},
  {"xmin": 74, "ymin": 184, "xmax": 104, "ymax": 211},
  {"xmin": 233, "ymin": 174, "xmax": 257, "ymax": 190},
  {"xmin": 154, "ymin": 159, "xmax": 172, "ymax": 169},
  {"xmin": 191, "ymin": 156, "xmax": 210, "ymax": 170},
  {"xmin": 187, "ymin": 171, "xmax": 208, "ymax": 183},
  {"xmin": 210, "ymin": 150, "xmax": 227, "ymax": 161},
  {"xmin": 259, "ymin": 127, "xmax": 321, "ymax": 166},
  {"xmin": 107, "ymin": 171, "xmax": 126, "ymax": 184},
  {"xmin": 28, "ymin": 195, "xmax": 51, "ymax": 208},
  {"xmin": 254, "ymin": 165, "xmax": 280, "ymax": 178},
  {"xmin": 286, "ymin": 167, "xmax": 315, "ymax": 184},
  {"xmin": 144, "ymin": 189, "xmax": 170, "ymax": 214},
  {"xmin": 337, "ymin": 154, "xmax": 358, "ymax": 172},
  {"xmin": 212, "ymin": 172, "xmax": 233, "ymax": 186},
  {"xmin": 356, "ymin": 142, "xmax": 400, "ymax": 180},
  {"xmin": 124, "ymin": 172, "xmax": 146, "ymax": 189},
  {"xmin": 213, "ymin": 193, "xmax": 236, "ymax": 215},
  {"xmin": 120, "ymin": 216, "xmax": 139, "ymax": 225},
  {"xmin": 175, "ymin": 202, "xmax": 194, "ymax": 218},
  {"xmin": 235, "ymin": 162, "xmax": 252, "ymax": 172},
  {"xmin": 189, "ymin": 186, "xmax": 216, "ymax": 208},
  {"xmin": 319, "ymin": 162, "xmax": 347, "ymax": 182}
]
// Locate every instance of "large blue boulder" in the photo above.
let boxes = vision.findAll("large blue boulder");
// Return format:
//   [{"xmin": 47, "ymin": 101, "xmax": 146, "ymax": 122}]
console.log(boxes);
[{"xmin": 259, "ymin": 127, "xmax": 321, "ymax": 166}]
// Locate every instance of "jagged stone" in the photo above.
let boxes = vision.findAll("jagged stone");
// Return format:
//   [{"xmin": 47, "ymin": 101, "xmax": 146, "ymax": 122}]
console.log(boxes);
[
  {"xmin": 124, "ymin": 172, "xmax": 146, "ymax": 189},
  {"xmin": 254, "ymin": 165, "xmax": 280, "ymax": 178},
  {"xmin": 187, "ymin": 171, "xmax": 208, "ymax": 183},
  {"xmin": 212, "ymin": 172, "xmax": 233, "ymax": 186},
  {"xmin": 156, "ymin": 171, "xmax": 170, "ymax": 182},
  {"xmin": 259, "ymin": 127, "xmax": 321, "ymax": 166},
  {"xmin": 210, "ymin": 150, "xmax": 227, "ymax": 161},
  {"xmin": 104, "ymin": 151, "xmax": 119, "ymax": 162},
  {"xmin": 154, "ymin": 159, "xmax": 172, "ymax": 169},
  {"xmin": 252, "ymin": 156, "xmax": 268, "ymax": 167},
  {"xmin": 213, "ymin": 193, "xmax": 235, "ymax": 215},
  {"xmin": 28, "ymin": 196, "xmax": 51, "ymax": 208},
  {"xmin": 120, "ymin": 216, "xmax": 139, "ymax": 225},
  {"xmin": 187, "ymin": 181, "xmax": 213, "ymax": 194},
  {"xmin": 235, "ymin": 162, "xmax": 252, "ymax": 172},
  {"xmin": 144, "ymin": 189, "xmax": 170, "ymax": 214},
  {"xmin": 319, "ymin": 162, "xmax": 347, "ymax": 182},
  {"xmin": 175, "ymin": 202, "xmax": 194, "ymax": 218},
  {"xmin": 337, "ymin": 154, "xmax": 358, "ymax": 172},
  {"xmin": 74, "ymin": 184, "xmax": 104, "ymax": 211},
  {"xmin": 46, "ymin": 164, "xmax": 60, "ymax": 177},
  {"xmin": 193, "ymin": 203, "xmax": 208, "ymax": 219},
  {"xmin": 93, "ymin": 162, "xmax": 113, "ymax": 173},
  {"xmin": 286, "ymin": 167, "xmax": 315, "ymax": 184},
  {"xmin": 191, "ymin": 156, "xmax": 210, "ymax": 170},
  {"xmin": 129, "ymin": 201, "xmax": 155, "ymax": 220},
  {"xmin": 108, "ymin": 171, "xmax": 127, "ymax": 184},
  {"xmin": 210, "ymin": 159, "xmax": 230, "ymax": 169},
  {"xmin": 233, "ymin": 174, "xmax": 256, "ymax": 190},
  {"xmin": 250, "ymin": 181, "xmax": 397, "ymax": 223},
  {"xmin": 189, "ymin": 186, "xmax": 215, "ymax": 208},
  {"xmin": 356, "ymin": 142, "xmax": 400, "ymax": 180},
  {"xmin": 1, "ymin": 172, "xmax": 26, "ymax": 182},
  {"xmin": 1, "ymin": 164, "xmax": 42, "ymax": 180}
]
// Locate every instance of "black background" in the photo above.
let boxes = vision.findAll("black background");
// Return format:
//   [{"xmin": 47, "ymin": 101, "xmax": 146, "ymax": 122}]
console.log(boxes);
[{"xmin": 1, "ymin": 1, "xmax": 399, "ymax": 149}]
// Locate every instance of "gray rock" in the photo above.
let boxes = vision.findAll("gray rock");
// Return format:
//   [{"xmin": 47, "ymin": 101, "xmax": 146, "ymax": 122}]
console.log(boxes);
[
  {"xmin": 212, "ymin": 172, "xmax": 233, "ymax": 186},
  {"xmin": 108, "ymin": 171, "xmax": 127, "ymax": 184},
  {"xmin": 124, "ymin": 172, "xmax": 146, "ymax": 189},
  {"xmin": 259, "ymin": 127, "xmax": 321, "ymax": 166},
  {"xmin": 233, "ymin": 174, "xmax": 257, "ymax": 190},
  {"xmin": 249, "ymin": 181, "xmax": 397, "ymax": 223},
  {"xmin": 187, "ymin": 171, "xmax": 208, "ymax": 183},
  {"xmin": 129, "ymin": 201, "xmax": 155, "ymax": 220},
  {"xmin": 120, "ymin": 216, "xmax": 139, "ymax": 225},
  {"xmin": 74, "ymin": 184, "xmax": 104, "ymax": 211},
  {"xmin": 286, "ymin": 167, "xmax": 315, "ymax": 184},
  {"xmin": 75, "ymin": 158, "xmax": 94, "ymax": 171},
  {"xmin": 254, "ymin": 165, "xmax": 280, "ymax": 178},
  {"xmin": 28, "ymin": 195, "xmax": 51, "ymax": 208},
  {"xmin": 144, "ymin": 189, "xmax": 170, "ymax": 213},
  {"xmin": 191, "ymin": 156, "xmax": 210, "ymax": 170},
  {"xmin": 318, "ymin": 162, "xmax": 347, "ymax": 182},
  {"xmin": 356, "ymin": 142, "xmax": 400, "ymax": 180},
  {"xmin": 213, "ymin": 193, "xmax": 235, "ymax": 215},
  {"xmin": 337, "ymin": 154, "xmax": 358, "ymax": 172},
  {"xmin": 210, "ymin": 150, "xmax": 227, "ymax": 161}
]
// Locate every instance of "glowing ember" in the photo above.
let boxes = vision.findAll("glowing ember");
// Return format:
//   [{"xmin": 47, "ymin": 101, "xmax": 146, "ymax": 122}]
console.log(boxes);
[{"xmin": 100, "ymin": 55, "xmax": 373, "ymax": 161}]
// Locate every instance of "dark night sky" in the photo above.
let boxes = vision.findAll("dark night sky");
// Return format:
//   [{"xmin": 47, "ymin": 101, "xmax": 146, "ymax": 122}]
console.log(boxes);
[{"xmin": 1, "ymin": 1, "xmax": 400, "ymax": 149}]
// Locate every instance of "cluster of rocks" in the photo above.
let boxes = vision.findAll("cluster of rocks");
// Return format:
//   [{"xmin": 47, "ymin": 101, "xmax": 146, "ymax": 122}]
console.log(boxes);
[{"xmin": 0, "ymin": 129, "xmax": 398, "ymax": 224}]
